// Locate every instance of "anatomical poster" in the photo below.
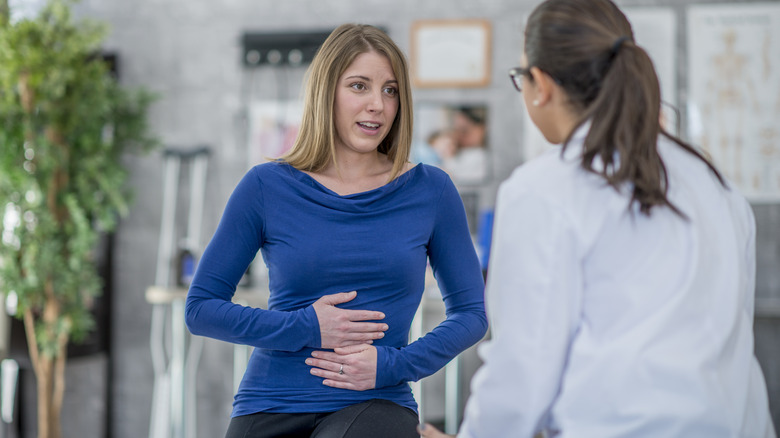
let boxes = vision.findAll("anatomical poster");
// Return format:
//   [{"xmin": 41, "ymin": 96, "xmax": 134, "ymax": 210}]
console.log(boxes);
[{"xmin": 688, "ymin": 3, "xmax": 780, "ymax": 201}]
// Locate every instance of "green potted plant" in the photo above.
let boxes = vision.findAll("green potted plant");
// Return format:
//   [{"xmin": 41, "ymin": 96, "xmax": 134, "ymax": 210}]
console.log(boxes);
[{"xmin": 0, "ymin": 1, "xmax": 158, "ymax": 436}]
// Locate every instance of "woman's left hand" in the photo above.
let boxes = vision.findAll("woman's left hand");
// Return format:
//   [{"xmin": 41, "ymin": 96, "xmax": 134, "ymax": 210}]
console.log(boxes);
[{"xmin": 307, "ymin": 344, "xmax": 377, "ymax": 391}]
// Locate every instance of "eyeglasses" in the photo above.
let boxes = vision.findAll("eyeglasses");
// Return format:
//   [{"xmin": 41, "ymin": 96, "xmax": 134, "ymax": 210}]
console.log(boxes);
[
  {"xmin": 509, "ymin": 66, "xmax": 562, "ymax": 92},
  {"xmin": 508, "ymin": 66, "xmax": 531, "ymax": 92}
]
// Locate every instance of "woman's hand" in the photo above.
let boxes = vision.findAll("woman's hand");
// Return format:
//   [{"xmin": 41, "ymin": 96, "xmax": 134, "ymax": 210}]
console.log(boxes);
[
  {"xmin": 312, "ymin": 291, "xmax": 388, "ymax": 349},
  {"xmin": 306, "ymin": 344, "xmax": 377, "ymax": 391},
  {"xmin": 417, "ymin": 423, "xmax": 455, "ymax": 438}
]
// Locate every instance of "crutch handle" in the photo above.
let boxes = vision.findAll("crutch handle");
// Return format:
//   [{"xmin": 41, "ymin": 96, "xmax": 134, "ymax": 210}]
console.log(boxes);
[{"xmin": 163, "ymin": 147, "xmax": 211, "ymax": 159}]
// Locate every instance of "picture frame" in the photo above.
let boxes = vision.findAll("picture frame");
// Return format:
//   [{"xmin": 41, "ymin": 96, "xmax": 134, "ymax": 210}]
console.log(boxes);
[{"xmin": 410, "ymin": 19, "xmax": 492, "ymax": 88}]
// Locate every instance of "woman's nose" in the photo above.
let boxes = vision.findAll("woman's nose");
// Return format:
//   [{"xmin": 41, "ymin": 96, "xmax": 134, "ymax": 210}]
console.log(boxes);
[{"xmin": 366, "ymin": 90, "xmax": 383, "ymax": 113}]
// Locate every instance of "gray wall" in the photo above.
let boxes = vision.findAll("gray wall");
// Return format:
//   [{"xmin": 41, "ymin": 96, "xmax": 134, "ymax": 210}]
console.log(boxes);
[{"xmin": 53, "ymin": 0, "xmax": 780, "ymax": 437}]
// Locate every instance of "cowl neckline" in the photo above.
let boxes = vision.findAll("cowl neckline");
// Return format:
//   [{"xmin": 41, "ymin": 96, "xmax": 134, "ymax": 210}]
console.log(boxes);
[{"xmin": 282, "ymin": 162, "xmax": 423, "ymax": 201}]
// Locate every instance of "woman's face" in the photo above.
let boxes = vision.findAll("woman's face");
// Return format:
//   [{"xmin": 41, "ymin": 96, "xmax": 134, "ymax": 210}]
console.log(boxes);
[
  {"xmin": 333, "ymin": 50, "xmax": 399, "ymax": 157},
  {"xmin": 453, "ymin": 112, "xmax": 485, "ymax": 149}
]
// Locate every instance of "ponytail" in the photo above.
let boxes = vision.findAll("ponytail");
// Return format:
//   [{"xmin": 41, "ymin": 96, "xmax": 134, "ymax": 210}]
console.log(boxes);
[
  {"xmin": 525, "ymin": 0, "xmax": 726, "ymax": 217},
  {"xmin": 577, "ymin": 37, "xmax": 672, "ymax": 215}
]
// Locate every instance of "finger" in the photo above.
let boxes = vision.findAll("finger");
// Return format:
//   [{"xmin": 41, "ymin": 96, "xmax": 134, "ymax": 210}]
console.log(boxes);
[
  {"xmin": 333, "ymin": 343, "xmax": 371, "ymax": 355},
  {"xmin": 343, "ymin": 329, "xmax": 385, "ymax": 343},
  {"xmin": 321, "ymin": 379, "xmax": 360, "ymax": 390},
  {"xmin": 336, "ymin": 330, "xmax": 384, "ymax": 344},
  {"xmin": 319, "ymin": 291, "xmax": 357, "ymax": 306},
  {"xmin": 346, "ymin": 309, "xmax": 386, "ymax": 322},
  {"xmin": 336, "ymin": 339, "xmax": 374, "ymax": 348},
  {"xmin": 310, "ymin": 350, "xmax": 345, "ymax": 363},
  {"xmin": 347, "ymin": 321, "xmax": 388, "ymax": 333},
  {"xmin": 305, "ymin": 357, "xmax": 342, "ymax": 374},
  {"xmin": 310, "ymin": 367, "xmax": 341, "ymax": 381}
]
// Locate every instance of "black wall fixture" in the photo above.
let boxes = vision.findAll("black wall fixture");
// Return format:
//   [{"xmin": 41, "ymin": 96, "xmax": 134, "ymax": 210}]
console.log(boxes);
[{"xmin": 241, "ymin": 30, "xmax": 333, "ymax": 67}]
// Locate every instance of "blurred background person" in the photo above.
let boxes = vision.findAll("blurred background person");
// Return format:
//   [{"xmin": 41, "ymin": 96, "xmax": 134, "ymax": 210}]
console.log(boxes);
[{"xmin": 446, "ymin": 107, "xmax": 489, "ymax": 185}]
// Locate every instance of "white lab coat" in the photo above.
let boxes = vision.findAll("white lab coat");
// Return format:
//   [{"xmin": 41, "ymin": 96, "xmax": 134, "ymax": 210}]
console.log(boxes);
[{"xmin": 459, "ymin": 127, "xmax": 776, "ymax": 438}]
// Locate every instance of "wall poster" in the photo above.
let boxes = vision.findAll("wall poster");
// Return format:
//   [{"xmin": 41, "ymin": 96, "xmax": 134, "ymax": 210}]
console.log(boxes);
[
  {"xmin": 247, "ymin": 101, "xmax": 303, "ymax": 165},
  {"xmin": 688, "ymin": 3, "xmax": 780, "ymax": 201}
]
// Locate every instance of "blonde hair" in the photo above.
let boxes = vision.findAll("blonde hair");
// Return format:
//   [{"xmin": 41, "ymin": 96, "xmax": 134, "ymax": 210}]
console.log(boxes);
[{"xmin": 281, "ymin": 24, "xmax": 413, "ymax": 181}]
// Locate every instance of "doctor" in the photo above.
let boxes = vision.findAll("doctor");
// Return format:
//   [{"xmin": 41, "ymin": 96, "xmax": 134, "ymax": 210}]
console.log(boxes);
[{"xmin": 420, "ymin": 0, "xmax": 776, "ymax": 436}]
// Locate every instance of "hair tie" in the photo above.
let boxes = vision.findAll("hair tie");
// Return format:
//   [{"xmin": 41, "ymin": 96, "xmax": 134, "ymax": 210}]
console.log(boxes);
[{"xmin": 610, "ymin": 36, "xmax": 630, "ymax": 58}]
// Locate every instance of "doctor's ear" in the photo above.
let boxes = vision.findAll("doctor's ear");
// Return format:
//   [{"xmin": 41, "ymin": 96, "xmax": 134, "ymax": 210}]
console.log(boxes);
[{"xmin": 528, "ymin": 66, "xmax": 556, "ymax": 107}]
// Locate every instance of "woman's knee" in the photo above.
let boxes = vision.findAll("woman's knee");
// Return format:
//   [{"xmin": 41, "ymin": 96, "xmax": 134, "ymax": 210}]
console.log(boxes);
[{"xmin": 313, "ymin": 399, "xmax": 419, "ymax": 438}]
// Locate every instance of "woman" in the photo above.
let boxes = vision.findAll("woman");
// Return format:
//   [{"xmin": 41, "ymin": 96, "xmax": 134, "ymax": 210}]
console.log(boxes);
[
  {"xmin": 420, "ymin": 1, "xmax": 775, "ymax": 437},
  {"xmin": 185, "ymin": 24, "xmax": 487, "ymax": 438}
]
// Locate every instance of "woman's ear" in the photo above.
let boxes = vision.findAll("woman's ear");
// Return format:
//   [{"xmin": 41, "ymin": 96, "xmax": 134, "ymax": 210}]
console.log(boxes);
[{"xmin": 528, "ymin": 66, "xmax": 555, "ymax": 107}]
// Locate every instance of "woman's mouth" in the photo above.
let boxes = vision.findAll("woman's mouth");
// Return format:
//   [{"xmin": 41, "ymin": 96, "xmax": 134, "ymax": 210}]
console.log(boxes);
[{"xmin": 357, "ymin": 122, "xmax": 380, "ymax": 132}]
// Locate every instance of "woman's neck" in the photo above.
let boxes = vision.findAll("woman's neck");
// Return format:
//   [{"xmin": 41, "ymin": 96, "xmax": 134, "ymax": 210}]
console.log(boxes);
[
  {"xmin": 305, "ymin": 149, "xmax": 395, "ymax": 196},
  {"xmin": 550, "ymin": 101, "xmax": 582, "ymax": 144},
  {"xmin": 325, "ymin": 149, "xmax": 392, "ymax": 182}
]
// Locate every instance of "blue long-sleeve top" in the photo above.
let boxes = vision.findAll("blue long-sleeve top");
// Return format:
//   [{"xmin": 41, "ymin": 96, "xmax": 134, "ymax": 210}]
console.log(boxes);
[{"xmin": 185, "ymin": 161, "xmax": 487, "ymax": 416}]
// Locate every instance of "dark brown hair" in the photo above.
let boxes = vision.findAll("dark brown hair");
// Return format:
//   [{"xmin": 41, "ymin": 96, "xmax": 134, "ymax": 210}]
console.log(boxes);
[{"xmin": 525, "ymin": 0, "xmax": 724, "ymax": 216}]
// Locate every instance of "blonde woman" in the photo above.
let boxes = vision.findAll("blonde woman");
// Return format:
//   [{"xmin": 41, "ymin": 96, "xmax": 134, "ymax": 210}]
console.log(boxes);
[{"xmin": 186, "ymin": 24, "xmax": 487, "ymax": 438}]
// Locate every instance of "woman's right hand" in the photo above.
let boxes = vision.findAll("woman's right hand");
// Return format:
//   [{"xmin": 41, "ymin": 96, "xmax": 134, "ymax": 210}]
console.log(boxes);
[{"xmin": 312, "ymin": 291, "xmax": 388, "ymax": 349}]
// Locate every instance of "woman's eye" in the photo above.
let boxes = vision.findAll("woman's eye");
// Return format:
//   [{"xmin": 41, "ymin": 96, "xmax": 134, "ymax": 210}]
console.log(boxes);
[
  {"xmin": 350, "ymin": 82, "xmax": 366, "ymax": 91},
  {"xmin": 384, "ymin": 87, "xmax": 398, "ymax": 97}
]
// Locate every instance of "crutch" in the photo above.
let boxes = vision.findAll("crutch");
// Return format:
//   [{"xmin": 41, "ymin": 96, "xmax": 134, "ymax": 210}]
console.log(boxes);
[{"xmin": 149, "ymin": 147, "xmax": 210, "ymax": 438}]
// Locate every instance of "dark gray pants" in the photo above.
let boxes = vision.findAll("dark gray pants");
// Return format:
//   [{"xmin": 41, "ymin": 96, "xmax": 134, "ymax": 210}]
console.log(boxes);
[{"xmin": 224, "ymin": 399, "xmax": 419, "ymax": 438}]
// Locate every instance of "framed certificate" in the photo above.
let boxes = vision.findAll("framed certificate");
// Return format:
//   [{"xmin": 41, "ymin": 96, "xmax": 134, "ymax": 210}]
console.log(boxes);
[{"xmin": 410, "ymin": 19, "xmax": 492, "ymax": 88}]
